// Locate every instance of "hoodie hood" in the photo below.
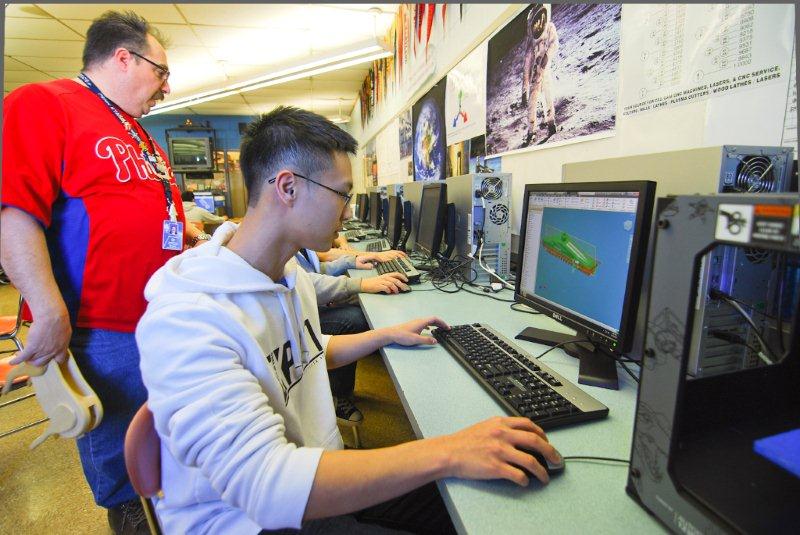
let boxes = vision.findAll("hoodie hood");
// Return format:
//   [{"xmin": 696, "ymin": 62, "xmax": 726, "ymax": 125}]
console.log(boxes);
[{"xmin": 144, "ymin": 221, "xmax": 312, "ymax": 369}]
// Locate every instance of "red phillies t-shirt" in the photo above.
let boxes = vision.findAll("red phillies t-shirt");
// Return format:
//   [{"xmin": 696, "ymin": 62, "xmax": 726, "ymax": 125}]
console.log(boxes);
[{"xmin": 2, "ymin": 79, "xmax": 186, "ymax": 332}]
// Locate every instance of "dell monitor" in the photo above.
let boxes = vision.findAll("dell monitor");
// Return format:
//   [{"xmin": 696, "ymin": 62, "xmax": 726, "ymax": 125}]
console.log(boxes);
[
  {"xmin": 415, "ymin": 183, "xmax": 448, "ymax": 259},
  {"xmin": 386, "ymin": 195, "xmax": 403, "ymax": 249},
  {"xmin": 369, "ymin": 192, "xmax": 382, "ymax": 230},
  {"xmin": 514, "ymin": 181, "xmax": 656, "ymax": 390}
]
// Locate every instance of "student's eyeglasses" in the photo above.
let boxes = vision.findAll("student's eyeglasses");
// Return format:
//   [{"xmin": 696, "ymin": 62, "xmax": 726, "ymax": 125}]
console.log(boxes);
[
  {"xmin": 129, "ymin": 50, "xmax": 170, "ymax": 82},
  {"xmin": 268, "ymin": 171, "xmax": 353, "ymax": 205}
]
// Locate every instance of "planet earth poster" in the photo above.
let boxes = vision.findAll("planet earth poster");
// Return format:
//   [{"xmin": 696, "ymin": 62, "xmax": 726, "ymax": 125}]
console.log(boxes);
[{"xmin": 412, "ymin": 77, "xmax": 447, "ymax": 182}]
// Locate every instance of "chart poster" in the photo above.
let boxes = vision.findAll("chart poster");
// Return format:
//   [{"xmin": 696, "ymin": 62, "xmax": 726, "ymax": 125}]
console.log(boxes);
[
  {"xmin": 486, "ymin": 4, "xmax": 621, "ymax": 156},
  {"xmin": 399, "ymin": 108, "xmax": 413, "ymax": 159},
  {"xmin": 782, "ymin": 45, "xmax": 797, "ymax": 155},
  {"xmin": 622, "ymin": 4, "xmax": 795, "ymax": 116},
  {"xmin": 445, "ymin": 41, "xmax": 488, "ymax": 145},
  {"xmin": 412, "ymin": 76, "xmax": 447, "ymax": 182}
]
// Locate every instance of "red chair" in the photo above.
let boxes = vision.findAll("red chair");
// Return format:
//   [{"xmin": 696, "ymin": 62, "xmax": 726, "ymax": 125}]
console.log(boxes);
[
  {"xmin": 124, "ymin": 404, "xmax": 163, "ymax": 535},
  {"xmin": 0, "ymin": 294, "xmax": 24, "ymax": 356}
]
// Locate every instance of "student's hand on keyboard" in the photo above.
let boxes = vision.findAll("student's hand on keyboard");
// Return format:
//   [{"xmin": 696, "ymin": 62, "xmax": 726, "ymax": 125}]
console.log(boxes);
[
  {"xmin": 354, "ymin": 255, "xmax": 378, "ymax": 269},
  {"xmin": 360, "ymin": 273, "xmax": 410, "ymax": 294},
  {"xmin": 357, "ymin": 250, "xmax": 407, "ymax": 266},
  {"xmin": 431, "ymin": 416, "xmax": 558, "ymax": 486},
  {"xmin": 382, "ymin": 316, "xmax": 450, "ymax": 346}
]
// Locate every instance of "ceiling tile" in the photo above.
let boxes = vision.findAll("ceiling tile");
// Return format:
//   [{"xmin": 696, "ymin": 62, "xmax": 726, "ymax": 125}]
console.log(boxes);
[
  {"xmin": 3, "ymin": 71, "xmax": 56, "ymax": 83},
  {"xmin": 177, "ymin": 4, "xmax": 308, "ymax": 29},
  {"xmin": 5, "ymin": 4, "xmax": 51, "ymax": 18},
  {"xmin": 10, "ymin": 56, "xmax": 84, "ymax": 71},
  {"xmin": 4, "ymin": 57, "xmax": 38, "ymax": 71},
  {"xmin": 154, "ymin": 23, "xmax": 203, "ymax": 47},
  {"xmin": 5, "ymin": 39, "xmax": 84, "ymax": 58},
  {"xmin": 59, "ymin": 19, "xmax": 91, "ymax": 36},
  {"xmin": 4, "ymin": 82, "xmax": 28, "ymax": 93},
  {"xmin": 5, "ymin": 17, "xmax": 84, "ymax": 40},
  {"xmin": 183, "ymin": 102, "xmax": 254, "ymax": 114},
  {"xmin": 46, "ymin": 71, "xmax": 82, "ymax": 79},
  {"xmin": 39, "ymin": 4, "xmax": 185, "ymax": 24}
]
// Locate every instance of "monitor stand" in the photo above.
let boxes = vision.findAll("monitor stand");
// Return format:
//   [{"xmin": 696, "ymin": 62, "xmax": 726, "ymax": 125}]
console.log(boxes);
[{"xmin": 515, "ymin": 327, "xmax": 619, "ymax": 390}]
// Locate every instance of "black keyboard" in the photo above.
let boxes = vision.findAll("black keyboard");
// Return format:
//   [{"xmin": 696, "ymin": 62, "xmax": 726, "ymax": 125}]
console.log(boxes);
[
  {"xmin": 366, "ymin": 239, "xmax": 390, "ymax": 252},
  {"xmin": 344, "ymin": 230, "xmax": 366, "ymax": 240},
  {"xmin": 375, "ymin": 256, "xmax": 421, "ymax": 283},
  {"xmin": 432, "ymin": 323, "xmax": 609, "ymax": 429}
]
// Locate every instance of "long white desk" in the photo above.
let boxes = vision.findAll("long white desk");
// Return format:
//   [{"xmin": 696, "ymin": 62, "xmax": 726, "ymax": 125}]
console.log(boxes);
[{"xmin": 347, "ymin": 243, "xmax": 665, "ymax": 533}]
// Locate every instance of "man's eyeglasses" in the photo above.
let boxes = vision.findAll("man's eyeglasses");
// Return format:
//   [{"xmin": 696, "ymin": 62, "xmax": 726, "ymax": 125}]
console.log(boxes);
[
  {"xmin": 129, "ymin": 50, "xmax": 170, "ymax": 82},
  {"xmin": 268, "ymin": 171, "xmax": 352, "ymax": 205}
]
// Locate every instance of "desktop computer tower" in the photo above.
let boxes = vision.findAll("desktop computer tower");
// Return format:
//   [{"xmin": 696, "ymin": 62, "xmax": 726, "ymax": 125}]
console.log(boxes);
[
  {"xmin": 563, "ymin": 145, "xmax": 795, "ymax": 367},
  {"xmin": 386, "ymin": 183, "xmax": 404, "ymax": 198},
  {"xmin": 445, "ymin": 173, "xmax": 512, "ymax": 284}
]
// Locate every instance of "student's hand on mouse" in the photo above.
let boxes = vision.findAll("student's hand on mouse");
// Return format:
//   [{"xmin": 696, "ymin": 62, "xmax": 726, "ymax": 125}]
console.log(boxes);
[
  {"xmin": 360, "ymin": 273, "xmax": 409, "ymax": 294},
  {"xmin": 432, "ymin": 416, "xmax": 559, "ymax": 486},
  {"xmin": 383, "ymin": 316, "xmax": 449, "ymax": 346}
]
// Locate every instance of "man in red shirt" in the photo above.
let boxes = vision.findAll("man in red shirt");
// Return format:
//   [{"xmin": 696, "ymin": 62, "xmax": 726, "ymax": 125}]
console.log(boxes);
[{"xmin": 1, "ymin": 11, "xmax": 206, "ymax": 533}]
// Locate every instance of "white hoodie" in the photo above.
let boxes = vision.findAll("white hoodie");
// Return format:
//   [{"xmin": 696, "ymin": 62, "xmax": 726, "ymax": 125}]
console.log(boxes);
[{"xmin": 136, "ymin": 222, "xmax": 343, "ymax": 534}]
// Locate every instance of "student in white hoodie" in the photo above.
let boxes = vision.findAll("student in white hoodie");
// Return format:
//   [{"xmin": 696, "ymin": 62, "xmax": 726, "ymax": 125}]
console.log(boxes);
[{"xmin": 136, "ymin": 106, "xmax": 560, "ymax": 534}]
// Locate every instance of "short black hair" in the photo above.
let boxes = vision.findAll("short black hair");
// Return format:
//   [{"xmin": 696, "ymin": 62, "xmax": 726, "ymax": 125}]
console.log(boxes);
[
  {"xmin": 82, "ymin": 11, "xmax": 169, "ymax": 70},
  {"xmin": 240, "ymin": 106, "xmax": 358, "ymax": 206},
  {"xmin": 181, "ymin": 190, "xmax": 195, "ymax": 202}
]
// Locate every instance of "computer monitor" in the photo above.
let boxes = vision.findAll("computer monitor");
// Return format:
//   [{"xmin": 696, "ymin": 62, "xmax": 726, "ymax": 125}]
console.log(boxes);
[
  {"xmin": 386, "ymin": 195, "xmax": 403, "ymax": 249},
  {"xmin": 369, "ymin": 192, "xmax": 382, "ymax": 230},
  {"xmin": 415, "ymin": 183, "xmax": 448, "ymax": 259},
  {"xmin": 357, "ymin": 193, "xmax": 369, "ymax": 222},
  {"xmin": 514, "ymin": 181, "xmax": 656, "ymax": 390}
]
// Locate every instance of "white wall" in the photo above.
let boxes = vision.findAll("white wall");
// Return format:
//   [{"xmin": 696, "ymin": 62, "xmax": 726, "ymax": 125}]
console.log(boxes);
[{"xmin": 348, "ymin": 4, "xmax": 797, "ymax": 234}]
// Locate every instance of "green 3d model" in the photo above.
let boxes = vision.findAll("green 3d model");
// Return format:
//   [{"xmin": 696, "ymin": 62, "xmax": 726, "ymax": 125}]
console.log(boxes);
[{"xmin": 542, "ymin": 228, "xmax": 599, "ymax": 275}]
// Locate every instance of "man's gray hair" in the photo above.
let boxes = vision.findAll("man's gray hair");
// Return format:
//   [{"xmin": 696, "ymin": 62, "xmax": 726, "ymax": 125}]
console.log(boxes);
[{"xmin": 82, "ymin": 11, "xmax": 169, "ymax": 70}]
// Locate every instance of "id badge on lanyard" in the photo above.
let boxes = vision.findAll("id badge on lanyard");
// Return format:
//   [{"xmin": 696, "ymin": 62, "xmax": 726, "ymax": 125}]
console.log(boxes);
[{"xmin": 162, "ymin": 204, "xmax": 183, "ymax": 251}]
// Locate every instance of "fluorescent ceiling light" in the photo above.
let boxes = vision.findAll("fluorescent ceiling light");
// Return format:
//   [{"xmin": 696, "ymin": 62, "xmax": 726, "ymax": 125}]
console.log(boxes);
[{"xmin": 148, "ymin": 39, "xmax": 391, "ymax": 115}]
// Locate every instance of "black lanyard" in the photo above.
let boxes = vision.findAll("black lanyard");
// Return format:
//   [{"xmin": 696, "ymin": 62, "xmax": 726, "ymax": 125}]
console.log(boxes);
[{"xmin": 78, "ymin": 73, "xmax": 175, "ymax": 220}]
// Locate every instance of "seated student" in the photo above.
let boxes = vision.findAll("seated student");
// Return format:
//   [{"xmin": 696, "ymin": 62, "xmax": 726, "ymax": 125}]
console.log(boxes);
[
  {"xmin": 296, "ymin": 247, "xmax": 409, "ymax": 425},
  {"xmin": 181, "ymin": 190, "xmax": 227, "ymax": 225},
  {"xmin": 136, "ymin": 106, "xmax": 559, "ymax": 534}
]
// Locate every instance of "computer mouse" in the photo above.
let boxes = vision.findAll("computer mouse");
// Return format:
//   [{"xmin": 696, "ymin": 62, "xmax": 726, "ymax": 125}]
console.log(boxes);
[
  {"xmin": 517, "ymin": 447, "xmax": 565, "ymax": 477},
  {"xmin": 349, "ymin": 237, "xmax": 360, "ymax": 242}
]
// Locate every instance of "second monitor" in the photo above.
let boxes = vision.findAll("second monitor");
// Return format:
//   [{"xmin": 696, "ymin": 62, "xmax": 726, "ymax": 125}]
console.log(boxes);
[{"xmin": 415, "ymin": 183, "xmax": 448, "ymax": 260}]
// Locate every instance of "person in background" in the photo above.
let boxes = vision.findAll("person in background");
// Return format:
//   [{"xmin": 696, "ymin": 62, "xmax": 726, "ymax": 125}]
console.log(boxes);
[
  {"xmin": 136, "ymin": 106, "xmax": 559, "ymax": 534},
  {"xmin": 181, "ymin": 190, "xmax": 227, "ymax": 226},
  {"xmin": 0, "ymin": 10, "xmax": 206, "ymax": 534},
  {"xmin": 295, "ymin": 247, "xmax": 409, "ymax": 426}
]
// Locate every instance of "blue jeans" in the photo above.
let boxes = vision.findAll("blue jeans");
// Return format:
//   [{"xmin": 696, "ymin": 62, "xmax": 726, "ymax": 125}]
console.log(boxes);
[
  {"xmin": 318, "ymin": 304, "xmax": 369, "ymax": 396},
  {"xmin": 70, "ymin": 328, "xmax": 147, "ymax": 508}
]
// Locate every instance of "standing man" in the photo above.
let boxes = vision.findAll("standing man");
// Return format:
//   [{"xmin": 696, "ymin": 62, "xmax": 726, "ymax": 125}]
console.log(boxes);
[
  {"xmin": 522, "ymin": 3, "xmax": 559, "ymax": 145},
  {"xmin": 1, "ymin": 11, "xmax": 206, "ymax": 533}
]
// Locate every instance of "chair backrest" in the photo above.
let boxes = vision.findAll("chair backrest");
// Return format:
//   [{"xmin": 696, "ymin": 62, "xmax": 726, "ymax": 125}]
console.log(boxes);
[{"xmin": 125, "ymin": 404, "xmax": 162, "ymax": 498}]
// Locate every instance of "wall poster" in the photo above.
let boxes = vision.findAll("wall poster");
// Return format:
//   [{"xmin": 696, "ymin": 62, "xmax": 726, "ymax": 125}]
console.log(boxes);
[{"xmin": 486, "ymin": 4, "xmax": 621, "ymax": 156}]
